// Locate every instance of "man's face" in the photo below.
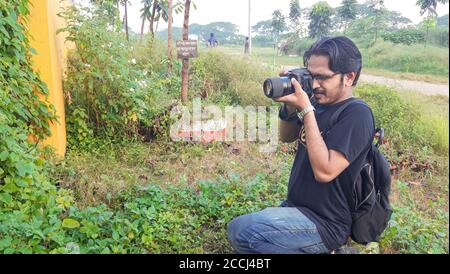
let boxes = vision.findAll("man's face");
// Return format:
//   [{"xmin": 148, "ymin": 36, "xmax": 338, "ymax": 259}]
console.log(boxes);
[{"xmin": 307, "ymin": 54, "xmax": 349, "ymax": 105}]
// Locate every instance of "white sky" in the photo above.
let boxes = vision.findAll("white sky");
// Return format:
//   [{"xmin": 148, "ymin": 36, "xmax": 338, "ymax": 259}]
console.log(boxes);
[{"xmin": 122, "ymin": 0, "xmax": 449, "ymax": 35}]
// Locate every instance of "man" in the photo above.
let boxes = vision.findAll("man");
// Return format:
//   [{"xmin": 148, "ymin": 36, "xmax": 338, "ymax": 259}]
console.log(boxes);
[
  {"xmin": 207, "ymin": 33, "xmax": 218, "ymax": 48},
  {"xmin": 227, "ymin": 36, "xmax": 374, "ymax": 254},
  {"xmin": 244, "ymin": 37, "xmax": 250, "ymax": 54}
]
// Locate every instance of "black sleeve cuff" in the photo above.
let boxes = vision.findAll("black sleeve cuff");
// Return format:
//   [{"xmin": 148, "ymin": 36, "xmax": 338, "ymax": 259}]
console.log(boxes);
[{"xmin": 279, "ymin": 103, "xmax": 300, "ymax": 123}]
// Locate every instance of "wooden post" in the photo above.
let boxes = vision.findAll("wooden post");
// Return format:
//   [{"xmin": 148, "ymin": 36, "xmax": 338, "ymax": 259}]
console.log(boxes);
[
  {"xmin": 181, "ymin": 0, "xmax": 191, "ymax": 104},
  {"xmin": 168, "ymin": 0, "xmax": 173, "ymax": 75}
]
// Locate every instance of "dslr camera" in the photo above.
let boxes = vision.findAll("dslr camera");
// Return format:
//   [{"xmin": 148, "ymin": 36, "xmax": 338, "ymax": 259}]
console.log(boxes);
[{"xmin": 263, "ymin": 68, "xmax": 313, "ymax": 99}]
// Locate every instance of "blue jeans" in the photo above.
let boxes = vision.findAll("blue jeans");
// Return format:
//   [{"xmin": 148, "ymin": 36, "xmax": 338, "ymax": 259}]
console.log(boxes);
[{"xmin": 227, "ymin": 206, "xmax": 329, "ymax": 254}]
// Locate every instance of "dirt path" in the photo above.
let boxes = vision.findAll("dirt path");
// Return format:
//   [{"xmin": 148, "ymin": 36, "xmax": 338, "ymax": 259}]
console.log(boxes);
[
  {"xmin": 282, "ymin": 66, "xmax": 449, "ymax": 97},
  {"xmin": 359, "ymin": 74, "xmax": 449, "ymax": 97}
]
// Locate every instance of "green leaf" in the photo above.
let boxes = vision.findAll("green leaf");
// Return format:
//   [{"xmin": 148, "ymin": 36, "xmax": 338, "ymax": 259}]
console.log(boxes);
[
  {"xmin": 62, "ymin": 218, "xmax": 80, "ymax": 229},
  {"xmin": 0, "ymin": 151, "xmax": 9, "ymax": 161},
  {"xmin": 0, "ymin": 193, "xmax": 13, "ymax": 205},
  {"xmin": 0, "ymin": 238, "xmax": 12, "ymax": 249}
]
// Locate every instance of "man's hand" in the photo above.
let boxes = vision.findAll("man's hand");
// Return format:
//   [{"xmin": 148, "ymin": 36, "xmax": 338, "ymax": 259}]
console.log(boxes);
[{"xmin": 273, "ymin": 78, "xmax": 312, "ymax": 111}]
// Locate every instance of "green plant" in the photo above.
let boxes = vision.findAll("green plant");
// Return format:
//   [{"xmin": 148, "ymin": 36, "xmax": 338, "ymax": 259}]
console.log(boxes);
[
  {"xmin": 355, "ymin": 84, "xmax": 448, "ymax": 155},
  {"xmin": 380, "ymin": 181, "xmax": 449, "ymax": 254},
  {"xmin": 191, "ymin": 50, "xmax": 273, "ymax": 107},
  {"xmin": 381, "ymin": 28, "xmax": 425, "ymax": 45}
]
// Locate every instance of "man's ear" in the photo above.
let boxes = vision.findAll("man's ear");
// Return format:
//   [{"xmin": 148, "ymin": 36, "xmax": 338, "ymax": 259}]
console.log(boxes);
[{"xmin": 345, "ymin": 72, "xmax": 357, "ymax": 87}]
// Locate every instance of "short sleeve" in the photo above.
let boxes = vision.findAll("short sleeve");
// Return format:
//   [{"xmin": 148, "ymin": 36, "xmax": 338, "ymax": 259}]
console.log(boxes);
[{"xmin": 326, "ymin": 104, "xmax": 374, "ymax": 163}]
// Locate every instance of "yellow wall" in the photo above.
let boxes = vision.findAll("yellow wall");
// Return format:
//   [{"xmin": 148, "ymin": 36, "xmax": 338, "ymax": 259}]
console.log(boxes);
[{"xmin": 28, "ymin": 0, "xmax": 73, "ymax": 158}]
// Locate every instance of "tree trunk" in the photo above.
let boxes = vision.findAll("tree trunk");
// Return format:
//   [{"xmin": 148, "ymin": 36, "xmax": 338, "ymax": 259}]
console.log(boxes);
[
  {"xmin": 155, "ymin": 16, "xmax": 160, "ymax": 33},
  {"xmin": 181, "ymin": 0, "xmax": 191, "ymax": 104},
  {"xmin": 140, "ymin": 18, "xmax": 145, "ymax": 41},
  {"xmin": 149, "ymin": 0, "xmax": 158, "ymax": 37},
  {"xmin": 248, "ymin": 0, "xmax": 252, "ymax": 55},
  {"xmin": 124, "ymin": 1, "xmax": 129, "ymax": 41},
  {"xmin": 168, "ymin": 0, "xmax": 173, "ymax": 75}
]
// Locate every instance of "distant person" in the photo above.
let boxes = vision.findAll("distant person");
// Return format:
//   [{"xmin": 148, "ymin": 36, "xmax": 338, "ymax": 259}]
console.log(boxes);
[
  {"xmin": 207, "ymin": 33, "xmax": 219, "ymax": 48},
  {"xmin": 244, "ymin": 37, "xmax": 250, "ymax": 54}
]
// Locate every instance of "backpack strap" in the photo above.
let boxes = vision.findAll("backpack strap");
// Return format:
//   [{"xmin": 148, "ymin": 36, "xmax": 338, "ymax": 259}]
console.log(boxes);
[
  {"xmin": 323, "ymin": 97, "xmax": 378, "ymax": 152},
  {"xmin": 324, "ymin": 97, "xmax": 362, "ymax": 136}
]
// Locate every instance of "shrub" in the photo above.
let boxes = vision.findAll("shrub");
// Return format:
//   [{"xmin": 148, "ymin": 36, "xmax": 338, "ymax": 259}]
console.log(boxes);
[
  {"xmin": 382, "ymin": 28, "xmax": 425, "ymax": 45},
  {"xmin": 60, "ymin": 4, "xmax": 181, "ymax": 148},
  {"xmin": 0, "ymin": 0, "xmax": 73, "ymax": 254},
  {"xmin": 355, "ymin": 84, "xmax": 449, "ymax": 154},
  {"xmin": 360, "ymin": 41, "xmax": 449, "ymax": 76},
  {"xmin": 191, "ymin": 50, "xmax": 273, "ymax": 107}
]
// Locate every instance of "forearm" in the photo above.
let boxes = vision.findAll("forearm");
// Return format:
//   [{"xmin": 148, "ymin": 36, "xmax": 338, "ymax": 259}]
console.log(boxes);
[{"xmin": 303, "ymin": 112, "xmax": 332, "ymax": 182}]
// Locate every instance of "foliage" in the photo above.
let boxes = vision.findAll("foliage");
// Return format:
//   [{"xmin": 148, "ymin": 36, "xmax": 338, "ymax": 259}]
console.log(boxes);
[
  {"xmin": 380, "ymin": 181, "xmax": 448, "ymax": 254},
  {"xmin": 271, "ymin": 10, "xmax": 287, "ymax": 42},
  {"xmin": 382, "ymin": 28, "xmax": 425, "ymax": 45},
  {"xmin": 308, "ymin": 1, "xmax": 333, "ymax": 38},
  {"xmin": 289, "ymin": 0, "xmax": 301, "ymax": 33},
  {"xmin": 337, "ymin": 0, "xmax": 358, "ymax": 32},
  {"xmin": 355, "ymin": 84, "xmax": 448, "ymax": 154},
  {"xmin": 0, "ymin": 0, "xmax": 72, "ymax": 254},
  {"xmin": 190, "ymin": 50, "xmax": 273, "ymax": 106},
  {"xmin": 59, "ymin": 4, "xmax": 180, "ymax": 148},
  {"xmin": 359, "ymin": 41, "xmax": 449, "ymax": 76}
]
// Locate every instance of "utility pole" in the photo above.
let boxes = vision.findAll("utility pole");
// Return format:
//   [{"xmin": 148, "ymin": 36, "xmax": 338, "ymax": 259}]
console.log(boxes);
[
  {"xmin": 168, "ymin": 0, "xmax": 173, "ymax": 75},
  {"xmin": 248, "ymin": 0, "xmax": 252, "ymax": 54}
]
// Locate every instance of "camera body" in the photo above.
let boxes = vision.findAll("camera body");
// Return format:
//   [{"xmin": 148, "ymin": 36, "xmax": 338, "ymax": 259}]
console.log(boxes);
[{"xmin": 263, "ymin": 68, "xmax": 313, "ymax": 99}]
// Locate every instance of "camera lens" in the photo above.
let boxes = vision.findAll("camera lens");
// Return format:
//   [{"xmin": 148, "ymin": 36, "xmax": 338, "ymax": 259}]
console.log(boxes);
[
  {"xmin": 263, "ymin": 77, "xmax": 292, "ymax": 98},
  {"xmin": 263, "ymin": 80, "xmax": 274, "ymax": 97}
]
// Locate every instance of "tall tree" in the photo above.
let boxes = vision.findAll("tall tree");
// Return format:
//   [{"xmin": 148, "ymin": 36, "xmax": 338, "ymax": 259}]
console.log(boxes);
[
  {"xmin": 416, "ymin": 0, "xmax": 449, "ymax": 47},
  {"xmin": 122, "ymin": 0, "xmax": 129, "ymax": 41},
  {"xmin": 338, "ymin": 0, "xmax": 358, "ymax": 34},
  {"xmin": 181, "ymin": 0, "xmax": 191, "ymax": 104},
  {"xmin": 289, "ymin": 0, "xmax": 302, "ymax": 37},
  {"xmin": 271, "ymin": 9, "xmax": 286, "ymax": 43},
  {"xmin": 308, "ymin": 1, "xmax": 333, "ymax": 38},
  {"xmin": 367, "ymin": 0, "xmax": 386, "ymax": 43},
  {"xmin": 140, "ymin": 0, "xmax": 152, "ymax": 40}
]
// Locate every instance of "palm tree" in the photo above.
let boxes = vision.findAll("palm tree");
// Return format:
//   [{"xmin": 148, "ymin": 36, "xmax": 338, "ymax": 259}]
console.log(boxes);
[{"xmin": 140, "ymin": 0, "xmax": 152, "ymax": 41}]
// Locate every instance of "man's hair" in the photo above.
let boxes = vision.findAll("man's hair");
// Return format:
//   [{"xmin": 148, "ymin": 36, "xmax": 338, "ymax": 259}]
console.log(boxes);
[{"xmin": 303, "ymin": 36, "xmax": 362, "ymax": 86}]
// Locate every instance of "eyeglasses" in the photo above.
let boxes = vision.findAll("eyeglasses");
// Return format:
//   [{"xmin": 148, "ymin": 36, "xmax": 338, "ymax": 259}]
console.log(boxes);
[{"xmin": 311, "ymin": 73, "xmax": 340, "ymax": 82}]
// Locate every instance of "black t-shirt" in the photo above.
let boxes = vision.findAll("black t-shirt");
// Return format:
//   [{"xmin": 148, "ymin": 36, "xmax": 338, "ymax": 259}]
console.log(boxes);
[{"xmin": 286, "ymin": 98, "xmax": 374, "ymax": 251}]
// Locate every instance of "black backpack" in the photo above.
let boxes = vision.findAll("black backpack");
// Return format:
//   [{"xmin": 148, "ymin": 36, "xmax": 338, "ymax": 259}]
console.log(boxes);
[{"xmin": 324, "ymin": 98, "xmax": 393, "ymax": 245}]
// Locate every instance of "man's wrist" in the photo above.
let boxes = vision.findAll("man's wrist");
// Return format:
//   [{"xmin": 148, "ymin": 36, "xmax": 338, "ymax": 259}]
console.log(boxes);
[{"xmin": 297, "ymin": 105, "xmax": 315, "ymax": 122}]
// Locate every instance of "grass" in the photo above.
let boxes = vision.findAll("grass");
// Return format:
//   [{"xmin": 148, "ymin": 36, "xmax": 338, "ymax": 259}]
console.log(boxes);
[
  {"xmin": 47, "ymin": 46, "xmax": 449, "ymax": 254},
  {"xmin": 218, "ymin": 44, "xmax": 450, "ymax": 85}
]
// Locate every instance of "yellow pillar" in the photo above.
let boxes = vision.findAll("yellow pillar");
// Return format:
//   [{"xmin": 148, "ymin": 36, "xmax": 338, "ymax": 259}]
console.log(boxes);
[{"xmin": 27, "ymin": 0, "xmax": 72, "ymax": 158}]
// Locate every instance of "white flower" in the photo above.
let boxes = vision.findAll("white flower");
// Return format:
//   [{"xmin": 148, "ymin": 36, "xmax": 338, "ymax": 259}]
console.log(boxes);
[
  {"xmin": 130, "ymin": 58, "xmax": 137, "ymax": 65},
  {"xmin": 84, "ymin": 63, "xmax": 91, "ymax": 68},
  {"xmin": 129, "ymin": 88, "xmax": 135, "ymax": 92}
]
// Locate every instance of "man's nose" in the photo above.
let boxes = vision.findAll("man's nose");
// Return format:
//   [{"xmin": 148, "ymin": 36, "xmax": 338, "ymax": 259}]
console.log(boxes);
[{"xmin": 312, "ymin": 79, "xmax": 321, "ymax": 90}]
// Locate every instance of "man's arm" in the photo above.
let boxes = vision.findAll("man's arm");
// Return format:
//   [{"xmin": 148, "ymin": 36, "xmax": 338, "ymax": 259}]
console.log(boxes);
[
  {"xmin": 274, "ymin": 79, "xmax": 350, "ymax": 183},
  {"xmin": 302, "ymin": 111, "xmax": 350, "ymax": 183}
]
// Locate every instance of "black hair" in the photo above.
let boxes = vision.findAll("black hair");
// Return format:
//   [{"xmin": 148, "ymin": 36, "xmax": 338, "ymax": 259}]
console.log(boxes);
[{"xmin": 303, "ymin": 36, "xmax": 362, "ymax": 86}]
